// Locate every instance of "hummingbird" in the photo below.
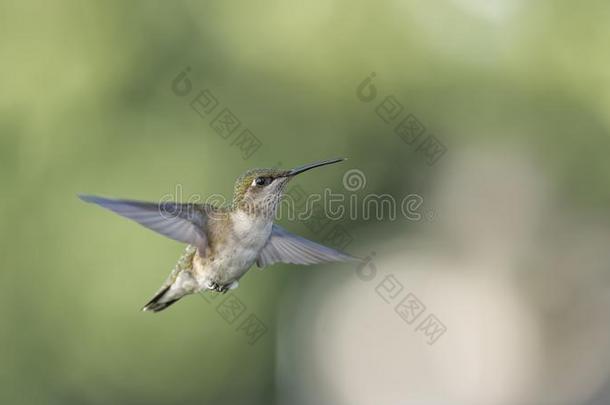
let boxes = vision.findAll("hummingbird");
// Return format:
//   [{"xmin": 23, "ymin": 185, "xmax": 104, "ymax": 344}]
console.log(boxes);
[{"xmin": 79, "ymin": 158, "xmax": 357, "ymax": 312}]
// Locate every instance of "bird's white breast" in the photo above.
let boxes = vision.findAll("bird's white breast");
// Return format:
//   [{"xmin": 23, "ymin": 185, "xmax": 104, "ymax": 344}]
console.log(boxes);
[
  {"xmin": 231, "ymin": 209, "xmax": 273, "ymax": 246},
  {"xmin": 196, "ymin": 210, "xmax": 273, "ymax": 287}
]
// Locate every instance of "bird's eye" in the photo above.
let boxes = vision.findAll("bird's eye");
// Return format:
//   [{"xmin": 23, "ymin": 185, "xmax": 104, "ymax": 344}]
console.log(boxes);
[{"xmin": 254, "ymin": 177, "xmax": 272, "ymax": 186}]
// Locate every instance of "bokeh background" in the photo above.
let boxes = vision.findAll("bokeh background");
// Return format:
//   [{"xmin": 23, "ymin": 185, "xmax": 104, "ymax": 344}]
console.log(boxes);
[{"xmin": 3, "ymin": 1, "xmax": 610, "ymax": 404}]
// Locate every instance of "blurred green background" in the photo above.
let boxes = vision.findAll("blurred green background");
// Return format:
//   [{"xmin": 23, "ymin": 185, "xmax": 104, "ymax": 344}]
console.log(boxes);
[{"xmin": 3, "ymin": 1, "xmax": 610, "ymax": 404}]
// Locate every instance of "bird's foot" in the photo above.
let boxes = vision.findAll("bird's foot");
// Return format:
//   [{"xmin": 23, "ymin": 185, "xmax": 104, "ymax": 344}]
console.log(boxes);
[
  {"xmin": 205, "ymin": 281, "xmax": 222, "ymax": 292},
  {"xmin": 205, "ymin": 281, "xmax": 237, "ymax": 294}
]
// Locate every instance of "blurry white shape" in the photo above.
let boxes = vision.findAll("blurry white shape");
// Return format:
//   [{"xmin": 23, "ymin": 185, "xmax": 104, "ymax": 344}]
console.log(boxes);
[
  {"xmin": 277, "ymin": 254, "xmax": 542, "ymax": 405},
  {"xmin": 448, "ymin": 0, "xmax": 522, "ymax": 23},
  {"xmin": 433, "ymin": 146, "xmax": 548, "ymax": 263},
  {"xmin": 277, "ymin": 146, "xmax": 610, "ymax": 405},
  {"xmin": 396, "ymin": 0, "xmax": 523, "ymax": 68}
]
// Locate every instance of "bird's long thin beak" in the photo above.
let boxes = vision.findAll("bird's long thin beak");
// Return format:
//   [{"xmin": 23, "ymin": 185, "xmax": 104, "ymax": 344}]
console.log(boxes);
[{"xmin": 286, "ymin": 158, "xmax": 346, "ymax": 177}]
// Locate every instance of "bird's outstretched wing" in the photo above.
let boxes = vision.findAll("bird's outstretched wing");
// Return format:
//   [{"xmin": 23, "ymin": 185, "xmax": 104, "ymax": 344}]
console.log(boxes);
[
  {"xmin": 79, "ymin": 195, "xmax": 208, "ymax": 252},
  {"xmin": 256, "ymin": 224, "xmax": 358, "ymax": 267}
]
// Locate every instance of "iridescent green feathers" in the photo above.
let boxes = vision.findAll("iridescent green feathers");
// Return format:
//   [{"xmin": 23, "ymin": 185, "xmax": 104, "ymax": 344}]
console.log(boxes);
[{"xmin": 231, "ymin": 168, "xmax": 289, "ymax": 206}]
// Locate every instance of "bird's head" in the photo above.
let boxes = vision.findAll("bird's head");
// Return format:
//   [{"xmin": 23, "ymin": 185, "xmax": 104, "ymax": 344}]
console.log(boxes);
[{"xmin": 232, "ymin": 158, "xmax": 345, "ymax": 217}]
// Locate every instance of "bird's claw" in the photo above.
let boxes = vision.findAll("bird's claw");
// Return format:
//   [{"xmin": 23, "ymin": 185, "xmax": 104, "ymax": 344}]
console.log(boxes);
[{"xmin": 206, "ymin": 281, "xmax": 232, "ymax": 293}]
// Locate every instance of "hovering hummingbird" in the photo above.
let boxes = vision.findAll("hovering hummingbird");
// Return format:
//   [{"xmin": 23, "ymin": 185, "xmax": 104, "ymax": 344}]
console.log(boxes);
[{"xmin": 79, "ymin": 158, "xmax": 357, "ymax": 312}]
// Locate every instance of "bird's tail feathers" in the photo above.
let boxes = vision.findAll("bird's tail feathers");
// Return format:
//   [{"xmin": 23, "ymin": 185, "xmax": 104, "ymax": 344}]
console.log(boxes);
[{"xmin": 142, "ymin": 285, "xmax": 181, "ymax": 313}]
